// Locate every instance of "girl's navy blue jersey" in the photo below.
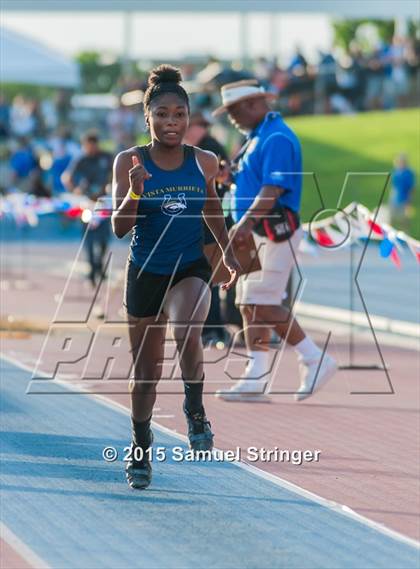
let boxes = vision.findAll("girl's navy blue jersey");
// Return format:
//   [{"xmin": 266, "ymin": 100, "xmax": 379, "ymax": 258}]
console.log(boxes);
[{"xmin": 129, "ymin": 145, "xmax": 207, "ymax": 274}]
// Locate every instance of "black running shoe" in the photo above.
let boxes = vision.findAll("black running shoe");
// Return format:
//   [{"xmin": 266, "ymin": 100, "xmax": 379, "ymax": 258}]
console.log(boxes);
[
  {"xmin": 183, "ymin": 404, "xmax": 214, "ymax": 452},
  {"xmin": 125, "ymin": 431, "xmax": 153, "ymax": 490}
]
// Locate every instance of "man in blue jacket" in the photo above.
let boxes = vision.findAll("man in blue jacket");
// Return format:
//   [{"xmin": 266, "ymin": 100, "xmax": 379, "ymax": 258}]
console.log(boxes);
[{"xmin": 213, "ymin": 80, "xmax": 337, "ymax": 402}]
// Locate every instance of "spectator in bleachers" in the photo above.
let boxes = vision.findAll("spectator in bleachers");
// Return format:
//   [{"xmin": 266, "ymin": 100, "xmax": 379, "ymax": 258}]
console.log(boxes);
[
  {"xmin": 50, "ymin": 148, "xmax": 73, "ymax": 194},
  {"xmin": 9, "ymin": 136, "xmax": 38, "ymax": 192},
  {"xmin": 378, "ymin": 41, "xmax": 397, "ymax": 109},
  {"xmin": 287, "ymin": 47, "xmax": 308, "ymax": 74},
  {"xmin": 0, "ymin": 95, "xmax": 11, "ymax": 140},
  {"xmin": 254, "ymin": 56, "xmax": 274, "ymax": 86},
  {"xmin": 47, "ymin": 127, "xmax": 80, "ymax": 194},
  {"xmin": 390, "ymin": 36, "xmax": 411, "ymax": 106},
  {"xmin": 10, "ymin": 96, "xmax": 36, "ymax": 137},
  {"xmin": 27, "ymin": 100, "xmax": 46, "ymax": 138}
]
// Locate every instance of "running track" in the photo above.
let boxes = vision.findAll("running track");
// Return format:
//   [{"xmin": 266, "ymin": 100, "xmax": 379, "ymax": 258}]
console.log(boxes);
[
  {"xmin": 1, "ymin": 358, "xmax": 419, "ymax": 569},
  {"xmin": 2, "ymin": 240, "xmax": 419, "ymax": 324}
]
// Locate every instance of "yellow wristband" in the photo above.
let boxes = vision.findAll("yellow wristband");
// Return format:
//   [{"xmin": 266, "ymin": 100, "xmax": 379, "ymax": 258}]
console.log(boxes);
[{"xmin": 129, "ymin": 190, "xmax": 141, "ymax": 200}]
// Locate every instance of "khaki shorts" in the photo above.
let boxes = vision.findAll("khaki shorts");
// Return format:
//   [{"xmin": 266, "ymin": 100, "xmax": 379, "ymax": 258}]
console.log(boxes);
[{"xmin": 235, "ymin": 227, "xmax": 303, "ymax": 306}]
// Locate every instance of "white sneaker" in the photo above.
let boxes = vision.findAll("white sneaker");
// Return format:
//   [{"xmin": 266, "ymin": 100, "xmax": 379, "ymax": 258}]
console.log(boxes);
[
  {"xmin": 215, "ymin": 379, "xmax": 270, "ymax": 402},
  {"xmin": 295, "ymin": 353, "xmax": 337, "ymax": 402}
]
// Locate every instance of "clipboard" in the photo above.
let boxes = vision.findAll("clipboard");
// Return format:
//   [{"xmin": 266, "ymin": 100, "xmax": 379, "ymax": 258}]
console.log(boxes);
[{"xmin": 203, "ymin": 234, "xmax": 262, "ymax": 285}]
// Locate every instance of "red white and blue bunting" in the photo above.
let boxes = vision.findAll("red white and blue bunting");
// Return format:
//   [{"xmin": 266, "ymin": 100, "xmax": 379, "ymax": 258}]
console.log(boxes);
[
  {"xmin": 0, "ymin": 192, "xmax": 112, "ymax": 230},
  {"xmin": 301, "ymin": 202, "xmax": 420, "ymax": 267},
  {"xmin": 1, "ymin": 194, "xmax": 419, "ymax": 266}
]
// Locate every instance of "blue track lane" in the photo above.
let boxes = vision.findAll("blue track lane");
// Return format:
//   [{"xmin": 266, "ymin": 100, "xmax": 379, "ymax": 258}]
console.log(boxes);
[{"xmin": 1, "ymin": 358, "xmax": 419, "ymax": 569}]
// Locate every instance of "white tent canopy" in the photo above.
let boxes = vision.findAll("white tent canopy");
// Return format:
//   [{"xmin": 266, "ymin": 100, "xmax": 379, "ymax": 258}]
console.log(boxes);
[{"xmin": 1, "ymin": 27, "xmax": 79, "ymax": 88}]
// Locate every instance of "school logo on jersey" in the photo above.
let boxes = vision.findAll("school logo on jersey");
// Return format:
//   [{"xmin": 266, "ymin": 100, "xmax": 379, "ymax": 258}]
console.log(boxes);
[{"xmin": 161, "ymin": 193, "xmax": 187, "ymax": 216}]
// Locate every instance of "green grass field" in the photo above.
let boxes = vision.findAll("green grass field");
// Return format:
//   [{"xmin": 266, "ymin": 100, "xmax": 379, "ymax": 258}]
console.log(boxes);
[{"xmin": 288, "ymin": 108, "xmax": 420, "ymax": 238}]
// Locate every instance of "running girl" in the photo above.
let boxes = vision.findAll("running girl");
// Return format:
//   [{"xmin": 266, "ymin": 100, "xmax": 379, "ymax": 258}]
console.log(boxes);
[{"xmin": 111, "ymin": 65, "xmax": 241, "ymax": 489}]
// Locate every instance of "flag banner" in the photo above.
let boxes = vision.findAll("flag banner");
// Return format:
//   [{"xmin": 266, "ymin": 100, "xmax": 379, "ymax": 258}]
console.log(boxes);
[
  {"xmin": 349, "ymin": 217, "xmax": 367, "ymax": 241},
  {"xmin": 354, "ymin": 210, "xmax": 373, "ymax": 239},
  {"xmin": 314, "ymin": 228, "xmax": 335, "ymax": 247},
  {"xmin": 0, "ymin": 192, "xmax": 110, "ymax": 228},
  {"xmin": 379, "ymin": 237, "xmax": 394, "ymax": 258},
  {"xmin": 405, "ymin": 237, "xmax": 420, "ymax": 264},
  {"xmin": 367, "ymin": 219, "xmax": 385, "ymax": 237},
  {"xmin": 390, "ymin": 247, "xmax": 402, "ymax": 268},
  {"xmin": 386, "ymin": 230, "xmax": 404, "ymax": 252},
  {"xmin": 1, "ymin": 194, "xmax": 418, "ymax": 267},
  {"xmin": 298, "ymin": 235, "xmax": 319, "ymax": 257},
  {"xmin": 323, "ymin": 225, "xmax": 348, "ymax": 247},
  {"xmin": 331, "ymin": 211, "xmax": 361, "ymax": 244}
]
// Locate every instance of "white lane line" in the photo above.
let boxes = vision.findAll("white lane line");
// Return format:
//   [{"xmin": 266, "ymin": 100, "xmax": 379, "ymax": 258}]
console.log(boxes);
[
  {"xmin": 296, "ymin": 302, "xmax": 420, "ymax": 338},
  {"xmin": 297, "ymin": 316, "xmax": 420, "ymax": 351},
  {"xmin": 0, "ymin": 522, "xmax": 51, "ymax": 569},
  {"xmin": 2, "ymin": 352, "xmax": 419, "ymax": 552}
]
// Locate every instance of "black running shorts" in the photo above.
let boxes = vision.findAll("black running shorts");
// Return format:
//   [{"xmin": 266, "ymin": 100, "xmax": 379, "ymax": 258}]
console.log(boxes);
[{"xmin": 123, "ymin": 255, "xmax": 212, "ymax": 318}]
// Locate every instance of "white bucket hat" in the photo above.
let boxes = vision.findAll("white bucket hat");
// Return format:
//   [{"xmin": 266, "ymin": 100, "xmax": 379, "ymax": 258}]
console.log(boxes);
[{"xmin": 212, "ymin": 79, "xmax": 276, "ymax": 117}]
